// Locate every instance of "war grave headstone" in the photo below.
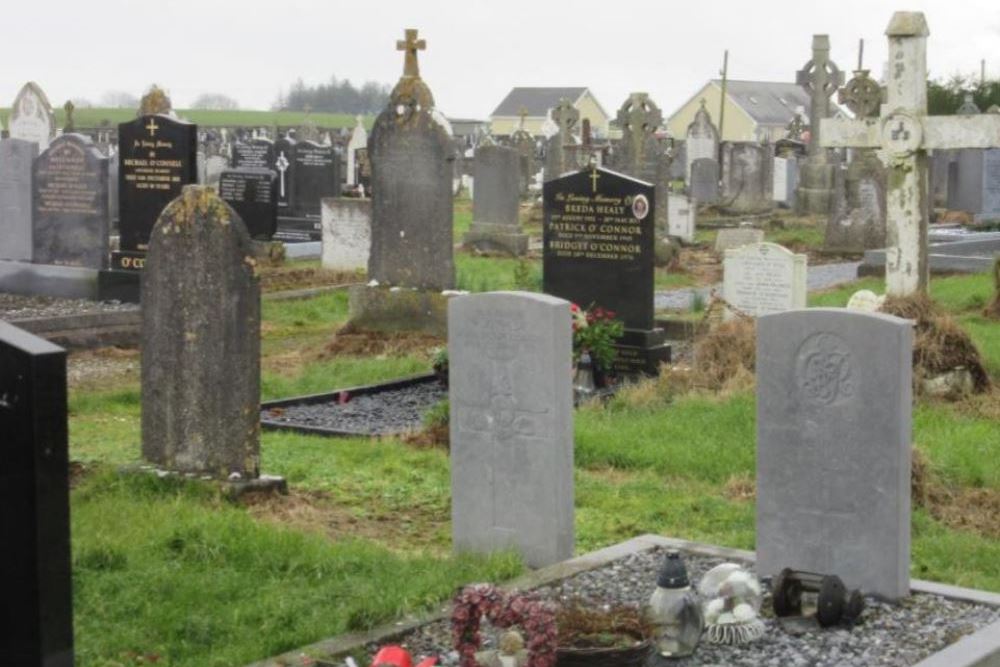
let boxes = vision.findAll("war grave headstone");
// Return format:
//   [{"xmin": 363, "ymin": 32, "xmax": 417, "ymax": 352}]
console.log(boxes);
[
  {"xmin": 32, "ymin": 133, "xmax": 109, "ymax": 268},
  {"xmin": 757, "ymin": 308, "xmax": 913, "ymax": 600},
  {"xmin": 464, "ymin": 143, "xmax": 527, "ymax": 255},
  {"xmin": 141, "ymin": 186, "xmax": 276, "ymax": 486},
  {"xmin": 321, "ymin": 197, "xmax": 371, "ymax": 271},
  {"xmin": 346, "ymin": 115, "xmax": 368, "ymax": 186},
  {"xmin": 689, "ymin": 156, "xmax": 720, "ymax": 204},
  {"xmin": 822, "ymin": 11, "xmax": 1000, "ymax": 295},
  {"xmin": 795, "ymin": 35, "xmax": 844, "ymax": 215},
  {"xmin": 684, "ymin": 99, "xmax": 719, "ymax": 185},
  {"xmin": 449, "ymin": 291, "xmax": 574, "ymax": 568},
  {"xmin": 0, "ymin": 321, "xmax": 74, "ymax": 667},
  {"xmin": 720, "ymin": 142, "xmax": 774, "ymax": 213},
  {"xmin": 824, "ymin": 150, "xmax": 886, "ymax": 253},
  {"xmin": 9, "ymin": 82, "xmax": 56, "ymax": 151},
  {"xmin": 543, "ymin": 98, "xmax": 579, "ymax": 181},
  {"xmin": 714, "ymin": 227, "xmax": 765, "ymax": 253},
  {"xmin": 543, "ymin": 165, "xmax": 670, "ymax": 377},
  {"xmin": 666, "ymin": 192, "xmax": 695, "ymax": 243},
  {"xmin": 218, "ymin": 168, "xmax": 278, "ymax": 240},
  {"xmin": 348, "ymin": 30, "xmax": 455, "ymax": 335},
  {"xmin": 722, "ymin": 241, "xmax": 806, "ymax": 318},
  {"xmin": 0, "ymin": 138, "xmax": 38, "ymax": 261},
  {"xmin": 101, "ymin": 103, "xmax": 197, "ymax": 302}
]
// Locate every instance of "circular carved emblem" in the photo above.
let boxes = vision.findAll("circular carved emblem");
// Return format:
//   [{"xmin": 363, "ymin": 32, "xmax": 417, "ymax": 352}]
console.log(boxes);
[
  {"xmin": 881, "ymin": 110, "xmax": 922, "ymax": 157},
  {"xmin": 795, "ymin": 332, "xmax": 856, "ymax": 406}
]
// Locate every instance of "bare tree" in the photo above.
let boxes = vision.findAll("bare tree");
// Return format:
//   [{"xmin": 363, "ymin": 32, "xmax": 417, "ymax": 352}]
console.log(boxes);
[{"xmin": 100, "ymin": 91, "xmax": 140, "ymax": 108}]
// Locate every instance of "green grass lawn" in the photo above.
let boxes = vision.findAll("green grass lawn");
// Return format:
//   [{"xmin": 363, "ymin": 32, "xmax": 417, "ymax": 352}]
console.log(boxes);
[
  {"xmin": 0, "ymin": 107, "xmax": 370, "ymax": 130},
  {"xmin": 67, "ymin": 266, "xmax": 1000, "ymax": 665}
]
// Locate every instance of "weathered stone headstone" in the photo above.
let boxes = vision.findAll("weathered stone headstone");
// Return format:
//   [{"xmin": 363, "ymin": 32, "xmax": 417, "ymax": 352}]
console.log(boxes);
[
  {"xmin": 544, "ymin": 165, "xmax": 669, "ymax": 376},
  {"xmin": 0, "ymin": 138, "xmax": 39, "ymax": 261},
  {"xmin": 232, "ymin": 138, "xmax": 275, "ymax": 170},
  {"xmin": 689, "ymin": 157, "xmax": 720, "ymax": 204},
  {"xmin": 32, "ymin": 133, "xmax": 109, "ymax": 268},
  {"xmin": 722, "ymin": 242, "xmax": 806, "ymax": 318},
  {"xmin": 465, "ymin": 143, "xmax": 527, "ymax": 255},
  {"xmin": 714, "ymin": 227, "xmax": 764, "ymax": 253},
  {"xmin": 114, "ymin": 113, "xmax": 197, "ymax": 271},
  {"xmin": 795, "ymin": 34, "xmax": 844, "ymax": 215},
  {"xmin": 141, "ymin": 186, "xmax": 260, "ymax": 478},
  {"xmin": 321, "ymin": 197, "xmax": 371, "ymax": 271},
  {"xmin": 721, "ymin": 142, "xmax": 774, "ymax": 213},
  {"xmin": 9, "ymin": 82, "xmax": 56, "ymax": 151},
  {"xmin": 0, "ymin": 321, "xmax": 74, "ymax": 667},
  {"xmin": 292, "ymin": 140, "xmax": 339, "ymax": 219},
  {"xmin": 346, "ymin": 115, "xmax": 368, "ymax": 186},
  {"xmin": 685, "ymin": 99, "xmax": 719, "ymax": 184},
  {"xmin": 367, "ymin": 29, "xmax": 454, "ymax": 290},
  {"xmin": 449, "ymin": 291, "xmax": 574, "ymax": 568},
  {"xmin": 824, "ymin": 150, "xmax": 887, "ymax": 253},
  {"xmin": 218, "ymin": 168, "xmax": 278, "ymax": 240},
  {"xmin": 666, "ymin": 193, "xmax": 695, "ymax": 242},
  {"xmin": 757, "ymin": 309, "xmax": 913, "ymax": 600},
  {"xmin": 544, "ymin": 98, "xmax": 579, "ymax": 180},
  {"xmin": 952, "ymin": 149, "xmax": 1000, "ymax": 223}
]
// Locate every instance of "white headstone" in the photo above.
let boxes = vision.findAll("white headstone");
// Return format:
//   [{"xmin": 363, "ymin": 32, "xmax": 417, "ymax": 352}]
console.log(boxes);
[
  {"xmin": 714, "ymin": 227, "xmax": 764, "ymax": 253},
  {"xmin": 722, "ymin": 242, "xmax": 807, "ymax": 318},
  {"xmin": 9, "ymin": 82, "xmax": 55, "ymax": 151},
  {"xmin": 346, "ymin": 116, "xmax": 368, "ymax": 186},
  {"xmin": 321, "ymin": 198, "xmax": 371, "ymax": 272},
  {"xmin": 667, "ymin": 193, "xmax": 695, "ymax": 242}
]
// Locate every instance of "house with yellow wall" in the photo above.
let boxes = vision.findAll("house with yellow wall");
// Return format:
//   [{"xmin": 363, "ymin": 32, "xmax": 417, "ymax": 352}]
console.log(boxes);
[
  {"xmin": 666, "ymin": 80, "xmax": 811, "ymax": 143},
  {"xmin": 489, "ymin": 87, "xmax": 610, "ymax": 139}
]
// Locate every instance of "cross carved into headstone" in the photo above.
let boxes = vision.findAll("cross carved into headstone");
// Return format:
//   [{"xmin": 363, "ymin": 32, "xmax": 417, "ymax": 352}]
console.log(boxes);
[
  {"xmin": 589, "ymin": 166, "xmax": 600, "ymax": 193},
  {"xmin": 145, "ymin": 118, "xmax": 160, "ymax": 137},
  {"xmin": 797, "ymin": 34, "xmax": 844, "ymax": 156},
  {"xmin": 821, "ymin": 11, "xmax": 1000, "ymax": 295},
  {"xmin": 396, "ymin": 28, "xmax": 426, "ymax": 78},
  {"xmin": 275, "ymin": 151, "xmax": 290, "ymax": 197}
]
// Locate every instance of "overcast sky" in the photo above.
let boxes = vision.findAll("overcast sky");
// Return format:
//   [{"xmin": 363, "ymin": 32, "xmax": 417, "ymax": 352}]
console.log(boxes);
[{"xmin": 4, "ymin": 0, "xmax": 998, "ymax": 119}]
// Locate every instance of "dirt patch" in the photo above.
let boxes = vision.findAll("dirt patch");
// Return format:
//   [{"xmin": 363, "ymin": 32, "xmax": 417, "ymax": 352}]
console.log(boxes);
[
  {"xmin": 690, "ymin": 318, "xmax": 756, "ymax": 393},
  {"xmin": 67, "ymin": 347, "xmax": 140, "ymax": 390},
  {"xmin": 323, "ymin": 322, "xmax": 443, "ymax": 358},
  {"xmin": 260, "ymin": 266, "xmax": 361, "ymax": 293},
  {"xmin": 678, "ymin": 247, "xmax": 722, "ymax": 286},
  {"xmin": 723, "ymin": 473, "xmax": 756, "ymax": 503},
  {"xmin": 241, "ymin": 488, "xmax": 448, "ymax": 551}
]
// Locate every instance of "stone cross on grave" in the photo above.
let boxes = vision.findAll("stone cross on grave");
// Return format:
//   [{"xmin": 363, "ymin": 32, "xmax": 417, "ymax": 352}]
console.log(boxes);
[
  {"xmin": 838, "ymin": 39, "xmax": 883, "ymax": 120},
  {"xmin": 616, "ymin": 92, "xmax": 662, "ymax": 141},
  {"xmin": 821, "ymin": 11, "xmax": 1000, "ymax": 295},
  {"xmin": 396, "ymin": 28, "xmax": 426, "ymax": 78},
  {"xmin": 518, "ymin": 106, "xmax": 528, "ymax": 130},
  {"xmin": 797, "ymin": 34, "xmax": 844, "ymax": 156},
  {"xmin": 275, "ymin": 151, "xmax": 290, "ymax": 197},
  {"xmin": 551, "ymin": 98, "xmax": 579, "ymax": 143}
]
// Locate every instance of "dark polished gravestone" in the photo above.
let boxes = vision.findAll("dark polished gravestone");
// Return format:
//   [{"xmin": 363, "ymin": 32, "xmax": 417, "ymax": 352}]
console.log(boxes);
[
  {"xmin": 99, "ymin": 114, "xmax": 197, "ymax": 302},
  {"xmin": 141, "ymin": 185, "xmax": 262, "ymax": 478},
  {"xmin": 218, "ymin": 168, "xmax": 278, "ymax": 240},
  {"xmin": 0, "ymin": 321, "xmax": 74, "ymax": 667},
  {"xmin": 232, "ymin": 138, "xmax": 275, "ymax": 170},
  {"xmin": 543, "ymin": 165, "xmax": 670, "ymax": 377},
  {"xmin": 293, "ymin": 140, "xmax": 340, "ymax": 220},
  {"xmin": 32, "ymin": 133, "xmax": 110, "ymax": 268}
]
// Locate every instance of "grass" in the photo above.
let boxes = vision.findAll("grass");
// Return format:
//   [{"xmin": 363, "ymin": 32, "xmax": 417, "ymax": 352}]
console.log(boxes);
[
  {"xmin": 65, "ymin": 258, "xmax": 1000, "ymax": 664},
  {"xmin": 0, "ymin": 107, "xmax": 371, "ymax": 130}
]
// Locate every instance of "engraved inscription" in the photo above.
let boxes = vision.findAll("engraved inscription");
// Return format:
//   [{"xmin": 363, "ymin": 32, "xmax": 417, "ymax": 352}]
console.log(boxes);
[{"xmin": 795, "ymin": 332, "xmax": 856, "ymax": 406}]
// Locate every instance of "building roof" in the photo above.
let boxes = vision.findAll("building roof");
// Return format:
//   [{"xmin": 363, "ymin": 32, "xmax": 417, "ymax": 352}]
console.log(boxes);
[
  {"xmin": 711, "ymin": 79, "xmax": 812, "ymax": 126},
  {"xmin": 491, "ymin": 87, "xmax": 589, "ymax": 117}
]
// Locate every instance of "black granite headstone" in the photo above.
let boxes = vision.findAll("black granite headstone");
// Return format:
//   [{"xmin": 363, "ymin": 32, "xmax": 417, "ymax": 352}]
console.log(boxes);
[
  {"xmin": 292, "ymin": 141, "xmax": 339, "ymax": 219},
  {"xmin": 0, "ymin": 321, "xmax": 73, "ymax": 667},
  {"xmin": 115, "ymin": 114, "xmax": 197, "ymax": 270},
  {"xmin": 543, "ymin": 165, "xmax": 669, "ymax": 376},
  {"xmin": 219, "ymin": 168, "xmax": 278, "ymax": 240},
  {"xmin": 273, "ymin": 136, "xmax": 297, "ymax": 213},
  {"xmin": 232, "ymin": 138, "xmax": 275, "ymax": 170},
  {"xmin": 32, "ymin": 133, "xmax": 110, "ymax": 268}
]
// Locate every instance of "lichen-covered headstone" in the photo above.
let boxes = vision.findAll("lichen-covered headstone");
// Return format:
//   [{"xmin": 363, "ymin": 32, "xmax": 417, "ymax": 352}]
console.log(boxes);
[{"xmin": 141, "ymin": 185, "xmax": 261, "ymax": 478}]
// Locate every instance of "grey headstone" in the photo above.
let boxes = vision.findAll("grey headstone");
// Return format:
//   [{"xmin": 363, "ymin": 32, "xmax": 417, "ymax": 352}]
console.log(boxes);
[
  {"xmin": 321, "ymin": 197, "xmax": 371, "ymax": 271},
  {"xmin": 32, "ymin": 134, "xmax": 109, "ymax": 269},
  {"xmin": 721, "ymin": 142, "xmax": 773, "ymax": 213},
  {"xmin": 368, "ymin": 103, "xmax": 454, "ymax": 290},
  {"xmin": 685, "ymin": 100, "xmax": 719, "ymax": 183},
  {"xmin": 108, "ymin": 155, "xmax": 119, "ymax": 230},
  {"xmin": 0, "ymin": 138, "xmax": 39, "ymax": 261},
  {"xmin": 472, "ymin": 144, "xmax": 520, "ymax": 226},
  {"xmin": 205, "ymin": 154, "xmax": 228, "ymax": 188},
  {"xmin": 689, "ymin": 157, "xmax": 719, "ymax": 204},
  {"xmin": 449, "ymin": 291, "xmax": 574, "ymax": 568},
  {"xmin": 141, "ymin": 185, "xmax": 261, "ymax": 478},
  {"xmin": 757, "ymin": 309, "xmax": 913, "ymax": 600},
  {"xmin": 824, "ymin": 150, "xmax": 887, "ymax": 253}
]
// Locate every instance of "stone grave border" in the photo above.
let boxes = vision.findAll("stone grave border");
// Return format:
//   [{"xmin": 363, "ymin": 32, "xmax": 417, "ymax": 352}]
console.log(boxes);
[
  {"xmin": 244, "ymin": 533, "xmax": 1000, "ymax": 667},
  {"xmin": 260, "ymin": 372, "xmax": 439, "ymax": 438}
]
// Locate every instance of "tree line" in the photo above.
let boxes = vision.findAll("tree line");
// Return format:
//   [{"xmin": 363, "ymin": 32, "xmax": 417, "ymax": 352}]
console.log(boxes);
[
  {"xmin": 928, "ymin": 74, "xmax": 1000, "ymax": 115},
  {"xmin": 272, "ymin": 77, "xmax": 391, "ymax": 114}
]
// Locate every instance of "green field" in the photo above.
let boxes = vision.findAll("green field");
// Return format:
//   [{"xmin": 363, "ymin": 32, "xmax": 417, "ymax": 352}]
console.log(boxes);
[{"xmin": 0, "ymin": 107, "xmax": 372, "ymax": 130}]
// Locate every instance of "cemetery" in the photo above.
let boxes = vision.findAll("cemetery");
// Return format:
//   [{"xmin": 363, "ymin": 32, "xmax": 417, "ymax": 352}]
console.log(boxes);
[{"xmin": 3, "ymin": 7, "xmax": 1000, "ymax": 667}]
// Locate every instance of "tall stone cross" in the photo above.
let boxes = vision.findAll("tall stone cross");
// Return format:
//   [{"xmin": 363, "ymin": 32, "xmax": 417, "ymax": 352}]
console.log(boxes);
[
  {"xmin": 518, "ymin": 106, "xmax": 528, "ymax": 130},
  {"xmin": 821, "ymin": 11, "xmax": 1000, "ymax": 295},
  {"xmin": 551, "ymin": 98, "xmax": 579, "ymax": 142},
  {"xmin": 396, "ymin": 28, "xmax": 426, "ymax": 78},
  {"xmin": 797, "ymin": 34, "xmax": 843, "ymax": 156}
]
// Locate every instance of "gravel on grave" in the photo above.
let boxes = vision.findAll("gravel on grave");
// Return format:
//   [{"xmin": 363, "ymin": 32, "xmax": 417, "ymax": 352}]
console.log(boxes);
[
  {"xmin": 367, "ymin": 547, "xmax": 1000, "ymax": 667},
  {"xmin": 0, "ymin": 293, "xmax": 137, "ymax": 321},
  {"xmin": 262, "ymin": 381, "xmax": 447, "ymax": 435}
]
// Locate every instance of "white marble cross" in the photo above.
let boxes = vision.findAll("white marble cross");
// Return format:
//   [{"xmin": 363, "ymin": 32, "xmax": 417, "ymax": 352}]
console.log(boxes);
[{"xmin": 821, "ymin": 11, "xmax": 1000, "ymax": 295}]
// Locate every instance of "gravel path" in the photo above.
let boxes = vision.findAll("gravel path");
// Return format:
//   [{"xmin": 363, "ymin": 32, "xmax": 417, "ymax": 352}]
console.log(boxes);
[
  {"xmin": 654, "ymin": 262, "xmax": 861, "ymax": 311},
  {"xmin": 262, "ymin": 381, "xmax": 447, "ymax": 435},
  {"xmin": 366, "ymin": 547, "xmax": 999, "ymax": 667},
  {"xmin": 0, "ymin": 293, "xmax": 137, "ymax": 321}
]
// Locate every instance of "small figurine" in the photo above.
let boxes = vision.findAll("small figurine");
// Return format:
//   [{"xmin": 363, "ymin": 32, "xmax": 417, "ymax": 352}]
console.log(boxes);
[
  {"xmin": 646, "ymin": 551, "xmax": 704, "ymax": 658},
  {"xmin": 370, "ymin": 645, "xmax": 437, "ymax": 667},
  {"xmin": 698, "ymin": 563, "xmax": 766, "ymax": 645},
  {"xmin": 474, "ymin": 630, "xmax": 529, "ymax": 667}
]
